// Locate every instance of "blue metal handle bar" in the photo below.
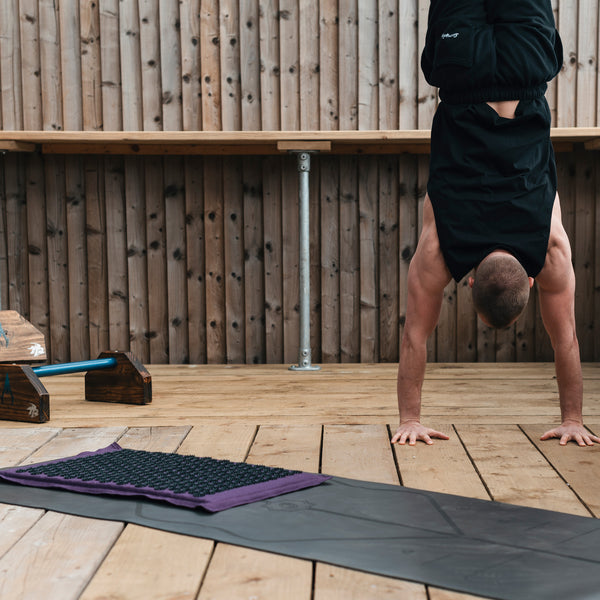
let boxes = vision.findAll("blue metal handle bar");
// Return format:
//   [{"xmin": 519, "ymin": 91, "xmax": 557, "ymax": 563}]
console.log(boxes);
[{"xmin": 33, "ymin": 357, "xmax": 117, "ymax": 377}]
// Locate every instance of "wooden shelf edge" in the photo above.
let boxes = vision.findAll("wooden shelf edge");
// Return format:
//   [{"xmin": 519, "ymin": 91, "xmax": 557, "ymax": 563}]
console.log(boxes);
[{"xmin": 0, "ymin": 128, "xmax": 597, "ymax": 155}]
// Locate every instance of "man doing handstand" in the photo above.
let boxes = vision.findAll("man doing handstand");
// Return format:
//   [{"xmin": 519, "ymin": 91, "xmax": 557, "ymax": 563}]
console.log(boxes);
[{"xmin": 391, "ymin": 0, "xmax": 600, "ymax": 447}]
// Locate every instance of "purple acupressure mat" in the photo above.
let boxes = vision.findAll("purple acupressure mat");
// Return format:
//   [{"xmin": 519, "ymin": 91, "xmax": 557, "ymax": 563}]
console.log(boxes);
[{"xmin": 0, "ymin": 443, "xmax": 331, "ymax": 512}]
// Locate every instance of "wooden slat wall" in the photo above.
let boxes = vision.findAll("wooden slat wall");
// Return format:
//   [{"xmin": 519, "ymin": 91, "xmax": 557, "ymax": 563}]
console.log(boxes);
[{"xmin": 0, "ymin": 0, "xmax": 599, "ymax": 364}]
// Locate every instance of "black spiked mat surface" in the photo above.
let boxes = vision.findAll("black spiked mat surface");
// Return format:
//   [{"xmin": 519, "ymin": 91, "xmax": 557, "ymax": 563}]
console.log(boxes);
[{"xmin": 0, "ymin": 443, "xmax": 330, "ymax": 512}]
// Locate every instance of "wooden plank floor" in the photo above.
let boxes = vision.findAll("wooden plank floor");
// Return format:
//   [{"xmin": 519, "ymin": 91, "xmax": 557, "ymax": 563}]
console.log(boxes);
[{"xmin": 0, "ymin": 363, "xmax": 599, "ymax": 599}]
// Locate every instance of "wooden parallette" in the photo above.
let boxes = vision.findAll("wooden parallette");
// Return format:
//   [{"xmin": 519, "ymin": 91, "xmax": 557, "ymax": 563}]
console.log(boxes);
[
  {"xmin": 0, "ymin": 351, "xmax": 151, "ymax": 424},
  {"xmin": 0, "ymin": 311, "xmax": 47, "ymax": 363},
  {"xmin": 85, "ymin": 351, "xmax": 152, "ymax": 406},
  {"xmin": 0, "ymin": 364, "xmax": 49, "ymax": 423}
]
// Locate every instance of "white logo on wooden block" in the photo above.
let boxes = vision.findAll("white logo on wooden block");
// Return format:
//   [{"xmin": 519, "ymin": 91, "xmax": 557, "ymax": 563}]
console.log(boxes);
[{"xmin": 28, "ymin": 343, "xmax": 45, "ymax": 357}]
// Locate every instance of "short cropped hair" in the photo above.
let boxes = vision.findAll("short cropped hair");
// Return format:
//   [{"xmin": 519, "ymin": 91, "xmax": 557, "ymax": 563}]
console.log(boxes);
[{"xmin": 471, "ymin": 254, "xmax": 531, "ymax": 329}]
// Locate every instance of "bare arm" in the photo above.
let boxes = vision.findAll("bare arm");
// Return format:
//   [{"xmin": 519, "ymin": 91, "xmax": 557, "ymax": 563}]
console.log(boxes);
[
  {"xmin": 537, "ymin": 196, "xmax": 600, "ymax": 446},
  {"xmin": 392, "ymin": 196, "xmax": 452, "ymax": 445}
]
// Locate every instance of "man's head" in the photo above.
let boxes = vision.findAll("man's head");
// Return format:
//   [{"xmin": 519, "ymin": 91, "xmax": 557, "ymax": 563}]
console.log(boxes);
[{"xmin": 468, "ymin": 252, "xmax": 534, "ymax": 329}]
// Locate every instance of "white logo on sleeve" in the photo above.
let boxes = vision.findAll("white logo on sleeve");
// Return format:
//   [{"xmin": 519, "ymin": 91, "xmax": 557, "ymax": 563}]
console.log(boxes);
[{"xmin": 441, "ymin": 33, "xmax": 460, "ymax": 39}]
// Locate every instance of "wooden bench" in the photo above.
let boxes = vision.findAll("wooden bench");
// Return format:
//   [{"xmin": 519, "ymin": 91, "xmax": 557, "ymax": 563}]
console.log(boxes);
[{"xmin": 1, "ymin": 127, "xmax": 600, "ymax": 155}]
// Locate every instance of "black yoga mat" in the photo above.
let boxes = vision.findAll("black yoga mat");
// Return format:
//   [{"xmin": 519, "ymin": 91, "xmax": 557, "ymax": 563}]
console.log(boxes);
[{"xmin": 0, "ymin": 474, "xmax": 599, "ymax": 600}]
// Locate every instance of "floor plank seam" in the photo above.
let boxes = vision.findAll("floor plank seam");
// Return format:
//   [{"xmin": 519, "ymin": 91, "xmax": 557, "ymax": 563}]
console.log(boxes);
[
  {"xmin": 244, "ymin": 425, "xmax": 261, "ymax": 463},
  {"xmin": 79, "ymin": 521, "xmax": 128, "ymax": 598},
  {"xmin": 585, "ymin": 423, "xmax": 598, "ymax": 436},
  {"xmin": 387, "ymin": 424, "xmax": 405, "ymax": 486},
  {"xmin": 518, "ymin": 424, "xmax": 597, "ymax": 518},
  {"xmin": 20, "ymin": 429, "xmax": 64, "ymax": 466},
  {"xmin": 453, "ymin": 424, "xmax": 495, "ymax": 502},
  {"xmin": 115, "ymin": 427, "xmax": 129, "ymax": 447},
  {"xmin": 0, "ymin": 508, "xmax": 46, "ymax": 562},
  {"xmin": 318, "ymin": 425, "xmax": 324, "ymax": 475},
  {"xmin": 174, "ymin": 425, "xmax": 194, "ymax": 454},
  {"xmin": 194, "ymin": 540, "xmax": 217, "ymax": 599},
  {"xmin": 310, "ymin": 560, "xmax": 317, "ymax": 600}
]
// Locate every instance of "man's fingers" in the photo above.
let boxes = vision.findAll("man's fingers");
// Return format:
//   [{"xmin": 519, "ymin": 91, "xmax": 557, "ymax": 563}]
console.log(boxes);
[
  {"xmin": 392, "ymin": 430, "xmax": 410, "ymax": 444},
  {"xmin": 559, "ymin": 433, "xmax": 588, "ymax": 446},
  {"xmin": 542, "ymin": 427, "xmax": 600, "ymax": 446},
  {"xmin": 392, "ymin": 425, "xmax": 450, "ymax": 446}
]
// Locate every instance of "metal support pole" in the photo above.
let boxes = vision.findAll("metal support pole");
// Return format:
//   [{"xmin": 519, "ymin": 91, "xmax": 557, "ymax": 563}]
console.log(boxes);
[{"xmin": 289, "ymin": 151, "xmax": 320, "ymax": 371}]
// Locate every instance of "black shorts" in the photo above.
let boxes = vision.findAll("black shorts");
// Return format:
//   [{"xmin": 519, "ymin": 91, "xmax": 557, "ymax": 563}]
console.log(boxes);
[{"xmin": 427, "ymin": 97, "xmax": 556, "ymax": 282}]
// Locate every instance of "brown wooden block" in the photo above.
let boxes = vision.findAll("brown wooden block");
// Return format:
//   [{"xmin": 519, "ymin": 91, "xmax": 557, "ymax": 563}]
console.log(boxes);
[
  {"xmin": 85, "ymin": 351, "xmax": 152, "ymax": 405},
  {"xmin": 0, "ymin": 365, "xmax": 49, "ymax": 423},
  {"xmin": 276, "ymin": 141, "xmax": 332, "ymax": 152},
  {"xmin": 0, "ymin": 141, "xmax": 36, "ymax": 152},
  {"xmin": 0, "ymin": 311, "xmax": 47, "ymax": 364}
]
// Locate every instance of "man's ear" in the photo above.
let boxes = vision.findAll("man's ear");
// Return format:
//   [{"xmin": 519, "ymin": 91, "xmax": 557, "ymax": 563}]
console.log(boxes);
[
  {"xmin": 468, "ymin": 276, "xmax": 474, "ymax": 288},
  {"xmin": 529, "ymin": 277, "xmax": 534, "ymax": 288}
]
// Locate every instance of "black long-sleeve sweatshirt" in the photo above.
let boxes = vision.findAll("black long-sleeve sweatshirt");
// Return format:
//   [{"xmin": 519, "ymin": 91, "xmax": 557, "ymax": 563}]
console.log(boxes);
[
  {"xmin": 422, "ymin": 0, "xmax": 563, "ymax": 104},
  {"xmin": 423, "ymin": 0, "xmax": 564, "ymax": 282}
]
